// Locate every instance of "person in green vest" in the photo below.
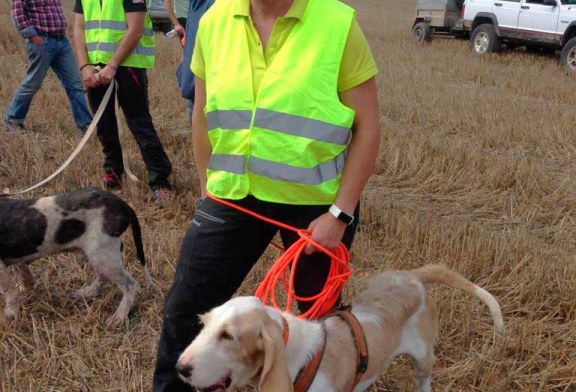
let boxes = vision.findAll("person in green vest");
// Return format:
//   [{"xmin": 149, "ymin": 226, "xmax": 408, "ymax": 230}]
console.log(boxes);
[
  {"xmin": 153, "ymin": 0, "xmax": 381, "ymax": 389},
  {"xmin": 72, "ymin": 0, "xmax": 174, "ymax": 205},
  {"xmin": 164, "ymin": 0, "xmax": 189, "ymax": 39}
]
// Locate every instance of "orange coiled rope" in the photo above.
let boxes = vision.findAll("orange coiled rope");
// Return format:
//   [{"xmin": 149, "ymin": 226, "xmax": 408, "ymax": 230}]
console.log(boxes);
[{"xmin": 207, "ymin": 194, "xmax": 353, "ymax": 320}]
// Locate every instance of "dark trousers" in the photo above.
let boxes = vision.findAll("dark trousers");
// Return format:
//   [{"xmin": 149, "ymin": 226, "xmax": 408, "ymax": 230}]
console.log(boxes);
[
  {"xmin": 152, "ymin": 196, "xmax": 359, "ymax": 392},
  {"xmin": 87, "ymin": 66, "xmax": 172, "ymax": 190}
]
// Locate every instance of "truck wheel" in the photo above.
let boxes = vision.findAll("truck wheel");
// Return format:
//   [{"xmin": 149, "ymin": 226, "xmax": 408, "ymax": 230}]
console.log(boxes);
[
  {"xmin": 470, "ymin": 24, "xmax": 501, "ymax": 55},
  {"xmin": 560, "ymin": 37, "xmax": 576, "ymax": 74},
  {"xmin": 412, "ymin": 22, "xmax": 432, "ymax": 43}
]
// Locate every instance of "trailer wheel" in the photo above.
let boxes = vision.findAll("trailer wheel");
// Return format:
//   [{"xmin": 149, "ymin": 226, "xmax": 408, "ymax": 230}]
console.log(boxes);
[
  {"xmin": 412, "ymin": 22, "xmax": 432, "ymax": 44},
  {"xmin": 560, "ymin": 37, "xmax": 576, "ymax": 74},
  {"xmin": 470, "ymin": 24, "xmax": 501, "ymax": 55}
]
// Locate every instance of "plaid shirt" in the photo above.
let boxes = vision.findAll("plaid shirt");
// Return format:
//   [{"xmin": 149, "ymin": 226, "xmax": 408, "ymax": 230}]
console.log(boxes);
[{"xmin": 11, "ymin": 0, "xmax": 67, "ymax": 39}]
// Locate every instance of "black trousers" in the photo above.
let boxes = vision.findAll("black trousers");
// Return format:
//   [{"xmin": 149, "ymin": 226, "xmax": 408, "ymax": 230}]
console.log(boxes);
[
  {"xmin": 87, "ymin": 66, "xmax": 172, "ymax": 190},
  {"xmin": 152, "ymin": 196, "xmax": 359, "ymax": 392}
]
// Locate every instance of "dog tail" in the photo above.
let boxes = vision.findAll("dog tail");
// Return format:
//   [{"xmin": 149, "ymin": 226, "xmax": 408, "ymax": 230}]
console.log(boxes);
[
  {"xmin": 126, "ymin": 204, "xmax": 153, "ymax": 289},
  {"xmin": 413, "ymin": 264, "xmax": 504, "ymax": 333}
]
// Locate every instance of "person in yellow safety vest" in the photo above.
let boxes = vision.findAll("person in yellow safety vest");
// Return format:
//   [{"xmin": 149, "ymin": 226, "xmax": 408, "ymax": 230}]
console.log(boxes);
[
  {"xmin": 72, "ymin": 0, "xmax": 174, "ymax": 205},
  {"xmin": 153, "ymin": 0, "xmax": 382, "ymax": 389}
]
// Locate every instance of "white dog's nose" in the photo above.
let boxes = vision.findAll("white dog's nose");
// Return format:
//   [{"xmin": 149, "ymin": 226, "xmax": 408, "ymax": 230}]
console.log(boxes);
[{"xmin": 176, "ymin": 362, "xmax": 194, "ymax": 379}]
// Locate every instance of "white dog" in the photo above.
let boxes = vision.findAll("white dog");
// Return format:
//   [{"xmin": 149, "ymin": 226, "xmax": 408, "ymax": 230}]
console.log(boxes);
[{"xmin": 176, "ymin": 264, "xmax": 504, "ymax": 392}]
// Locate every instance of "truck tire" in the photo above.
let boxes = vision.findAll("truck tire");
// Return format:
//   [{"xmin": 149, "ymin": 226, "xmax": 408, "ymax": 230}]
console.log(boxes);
[
  {"xmin": 412, "ymin": 22, "xmax": 432, "ymax": 43},
  {"xmin": 560, "ymin": 37, "xmax": 576, "ymax": 74},
  {"xmin": 470, "ymin": 24, "xmax": 501, "ymax": 55}
]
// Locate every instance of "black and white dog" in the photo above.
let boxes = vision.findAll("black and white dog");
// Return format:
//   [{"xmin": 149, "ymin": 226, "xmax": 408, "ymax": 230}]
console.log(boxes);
[{"xmin": 0, "ymin": 187, "xmax": 152, "ymax": 327}]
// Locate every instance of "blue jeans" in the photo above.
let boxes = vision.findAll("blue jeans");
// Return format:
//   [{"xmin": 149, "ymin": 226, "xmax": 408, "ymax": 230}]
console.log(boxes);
[{"xmin": 6, "ymin": 36, "xmax": 92, "ymax": 132}]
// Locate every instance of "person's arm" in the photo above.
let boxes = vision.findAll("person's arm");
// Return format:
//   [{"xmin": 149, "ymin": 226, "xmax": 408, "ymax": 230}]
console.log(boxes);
[
  {"xmin": 305, "ymin": 77, "xmax": 381, "ymax": 254},
  {"xmin": 164, "ymin": 0, "xmax": 185, "ymax": 37},
  {"xmin": 73, "ymin": 12, "xmax": 98, "ymax": 88},
  {"xmin": 11, "ymin": 0, "xmax": 44, "ymax": 44},
  {"xmin": 97, "ymin": 11, "xmax": 146, "ymax": 85},
  {"xmin": 192, "ymin": 77, "xmax": 211, "ymax": 198}
]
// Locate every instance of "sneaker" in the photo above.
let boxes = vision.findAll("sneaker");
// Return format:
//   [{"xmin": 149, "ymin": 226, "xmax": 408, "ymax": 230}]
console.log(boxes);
[
  {"xmin": 152, "ymin": 187, "xmax": 173, "ymax": 206},
  {"xmin": 101, "ymin": 171, "xmax": 123, "ymax": 190},
  {"xmin": 4, "ymin": 117, "xmax": 25, "ymax": 132}
]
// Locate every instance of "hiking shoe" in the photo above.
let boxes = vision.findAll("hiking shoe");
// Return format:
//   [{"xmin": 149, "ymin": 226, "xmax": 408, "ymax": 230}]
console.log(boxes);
[
  {"xmin": 4, "ymin": 117, "xmax": 25, "ymax": 132},
  {"xmin": 152, "ymin": 187, "xmax": 173, "ymax": 206},
  {"xmin": 101, "ymin": 171, "xmax": 123, "ymax": 190}
]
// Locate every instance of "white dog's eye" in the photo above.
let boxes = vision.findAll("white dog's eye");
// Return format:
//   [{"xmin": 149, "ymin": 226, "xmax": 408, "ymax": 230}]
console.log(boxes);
[{"xmin": 219, "ymin": 330, "xmax": 233, "ymax": 341}]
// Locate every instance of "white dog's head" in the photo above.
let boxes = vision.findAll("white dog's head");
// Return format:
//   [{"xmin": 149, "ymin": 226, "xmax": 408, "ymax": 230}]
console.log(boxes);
[{"xmin": 176, "ymin": 296, "xmax": 293, "ymax": 392}]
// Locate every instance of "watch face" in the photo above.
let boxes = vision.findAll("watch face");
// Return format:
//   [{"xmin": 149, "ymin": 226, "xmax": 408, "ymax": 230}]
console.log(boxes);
[
  {"xmin": 330, "ymin": 205, "xmax": 353, "ymax": 225},
  {"xmin": 339, "ymin": 211, "xmax": 353, "ymax": 224}
]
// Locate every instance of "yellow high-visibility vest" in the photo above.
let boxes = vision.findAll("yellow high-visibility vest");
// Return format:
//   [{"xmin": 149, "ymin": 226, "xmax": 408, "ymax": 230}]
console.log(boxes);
[
  {"xmin": 201, "ymin": 0, "xmax": 356, "ymax": 205},
  {"xmin": 81, "ymin": 0, "xmax": 156, "ymax": 68}
]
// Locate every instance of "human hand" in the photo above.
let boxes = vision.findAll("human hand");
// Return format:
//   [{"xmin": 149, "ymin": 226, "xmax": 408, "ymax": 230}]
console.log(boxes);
[
  {"xmin": 31, "ymin": 35, "xmax": 45, "ymax": 45},
  {"xmin": 175, "ymin": 23, "xmax": 185, "ymax": 38},
  {"xmin": 304, "ymin": 212, "xmax": 347, "ymax": 255},
  {"xmin": 81, "ymin": 66, "xmax": 99, "ymax": 89},
  {"xmin": 96, "ymin": 64, "xmax": 117, "ymax": 86}
]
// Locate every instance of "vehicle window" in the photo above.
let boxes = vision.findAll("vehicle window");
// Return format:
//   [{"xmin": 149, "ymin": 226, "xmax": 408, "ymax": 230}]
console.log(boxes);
[
  {"xmin": 526, "ymin": 0, "xmax": 544, "ymax": 4},
  {"xmin": 501, "ymin": 0, "xmax": 521, "ymax": 2},
  {"xmin": 560, "ymin": 0, "xmax": 576, "ymax": 3}
]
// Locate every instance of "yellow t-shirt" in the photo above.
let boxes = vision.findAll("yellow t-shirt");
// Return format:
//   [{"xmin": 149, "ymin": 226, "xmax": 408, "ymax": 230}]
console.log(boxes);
[{"xmin": 191, "ymin": 0, "xmax": 378, "ymax": 93}]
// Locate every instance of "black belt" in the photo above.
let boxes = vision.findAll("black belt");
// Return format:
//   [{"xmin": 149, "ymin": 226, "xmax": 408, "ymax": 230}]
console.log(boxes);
[{"xmin": 39, "ymin": 32, "xmax": 66, "ymax": 39}]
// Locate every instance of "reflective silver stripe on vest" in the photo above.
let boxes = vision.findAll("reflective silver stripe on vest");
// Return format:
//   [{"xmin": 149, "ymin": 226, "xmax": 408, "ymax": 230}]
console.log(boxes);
[
  {"xmin": 254, "ymin": 109, "xmax": 351, "ymax": 145},
  {"xmin": 250, "ymin": 151, "xmax": 346, "ymax": 185},
  {"xmin": 87, "ymin": 42, "xmax": 156, "ymax": 56},
  {"xmin": 208, "ymin": 154, "xmax": 246, "ymax": 174},
  {"xmin": 85, "ymin": 20, "xmax": 154, "ymax": 36},
  {"xmin": 208, "ymin": 110, "xmax": 253, "ymax": 131}
]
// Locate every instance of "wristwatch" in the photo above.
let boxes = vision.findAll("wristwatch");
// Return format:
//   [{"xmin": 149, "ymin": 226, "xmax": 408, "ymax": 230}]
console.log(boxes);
[{"xmin": 329, "ymin": 204, "xmax": 354, "ymax": 225}]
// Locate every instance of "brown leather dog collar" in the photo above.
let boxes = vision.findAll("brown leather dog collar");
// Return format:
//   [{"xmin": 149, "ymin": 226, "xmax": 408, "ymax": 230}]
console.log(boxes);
[
  {"xmin": 263, "ymin": 312, "xmax": 367, "ymax": 392},
  {"xmin": 282, "ymin": 316, "xmax": 290, "ymax": 345},
  {"xmin": 330, "ymin": 310, "xmax": 369, "ymax": 392},
  {"xmin": 293, "ymin": 309, "xmax": 368, "ymax": 392},
  {"xmin": 293, "ymin": 323, "xmax": 327, "ymax": 392}
]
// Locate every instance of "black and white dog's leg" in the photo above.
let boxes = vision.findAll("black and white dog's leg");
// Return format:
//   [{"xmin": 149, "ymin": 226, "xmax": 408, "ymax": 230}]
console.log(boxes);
[
  {"xmin": 0, "ymin": 259, "xmax": 24, "ymax": 324},
  {"xmin": 85, "ymin": 237, "xmax": 140, "ymax": 327},
  {"xmin": 73, "ymin": 270, "xmax": 106, "ymax": 299},
  {"xmin": 11, "ymin": 264, "xmax": 35, "ymax": 291}
]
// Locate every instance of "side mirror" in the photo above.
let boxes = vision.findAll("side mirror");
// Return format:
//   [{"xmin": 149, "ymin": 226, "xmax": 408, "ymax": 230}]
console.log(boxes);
[{"xmin": 543, "ymin": 0, "xmax": 557, "ymax": 6}]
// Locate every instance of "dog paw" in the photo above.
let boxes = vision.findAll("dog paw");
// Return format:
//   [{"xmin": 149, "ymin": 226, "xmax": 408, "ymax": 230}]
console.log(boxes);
[
  {"xmin": 3, "ymin": 310, "xmax": 19, "ymax": 326},
  {"xmin": 106, "ymin": 312, "xmax": 127, "ymax": 328},
  {"xmin": 73, "ymin": 286, "xmax": 100, "ymax": 299}
]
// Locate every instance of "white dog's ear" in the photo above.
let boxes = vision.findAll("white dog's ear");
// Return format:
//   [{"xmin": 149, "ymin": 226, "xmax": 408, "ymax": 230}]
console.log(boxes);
[
  {"xmin": 258, "ymin": 318, "xmax": 293, "ymax": 392},
  {"xmin": 199, "ymin": 312, "xmax": 212, "ymax": 326}
]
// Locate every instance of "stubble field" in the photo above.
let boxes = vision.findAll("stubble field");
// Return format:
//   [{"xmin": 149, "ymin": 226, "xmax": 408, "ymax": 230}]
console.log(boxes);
[{"xmin": 1, "ymin": 0, "xmax": 575, "ymax": 390}]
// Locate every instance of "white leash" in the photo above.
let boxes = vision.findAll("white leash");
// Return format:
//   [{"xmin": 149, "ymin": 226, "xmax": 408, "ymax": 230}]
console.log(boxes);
[{"xmin": 1, "ymin": 80, "xmax": 140, "ymax": 198}]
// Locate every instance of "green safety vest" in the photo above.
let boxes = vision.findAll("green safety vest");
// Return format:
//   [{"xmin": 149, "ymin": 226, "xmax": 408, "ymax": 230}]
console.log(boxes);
[
  {"xmin": 201, "ymin": 0, "xmax": 356, "ymax": 205},
  {"xmin": 81, "ymin": 0, "xmax": 156, "ymax": 68}
]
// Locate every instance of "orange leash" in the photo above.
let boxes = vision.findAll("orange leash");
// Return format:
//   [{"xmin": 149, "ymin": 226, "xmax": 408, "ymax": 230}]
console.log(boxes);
[{"xmin": 207, "ymin": 194, "xmax": 353, "ymax": 320}]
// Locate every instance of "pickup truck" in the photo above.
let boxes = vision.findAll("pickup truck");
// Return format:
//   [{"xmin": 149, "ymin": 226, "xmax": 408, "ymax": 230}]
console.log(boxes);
[{"xmin": 462, "ymin": 0, "xmax": 576, "ymax": 72}]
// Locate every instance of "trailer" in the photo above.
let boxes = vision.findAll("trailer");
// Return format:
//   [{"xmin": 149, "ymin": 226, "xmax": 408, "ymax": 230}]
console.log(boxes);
[{"xmin": 412, "ymin": 0, "xmax": 467, "ymax": 43}]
